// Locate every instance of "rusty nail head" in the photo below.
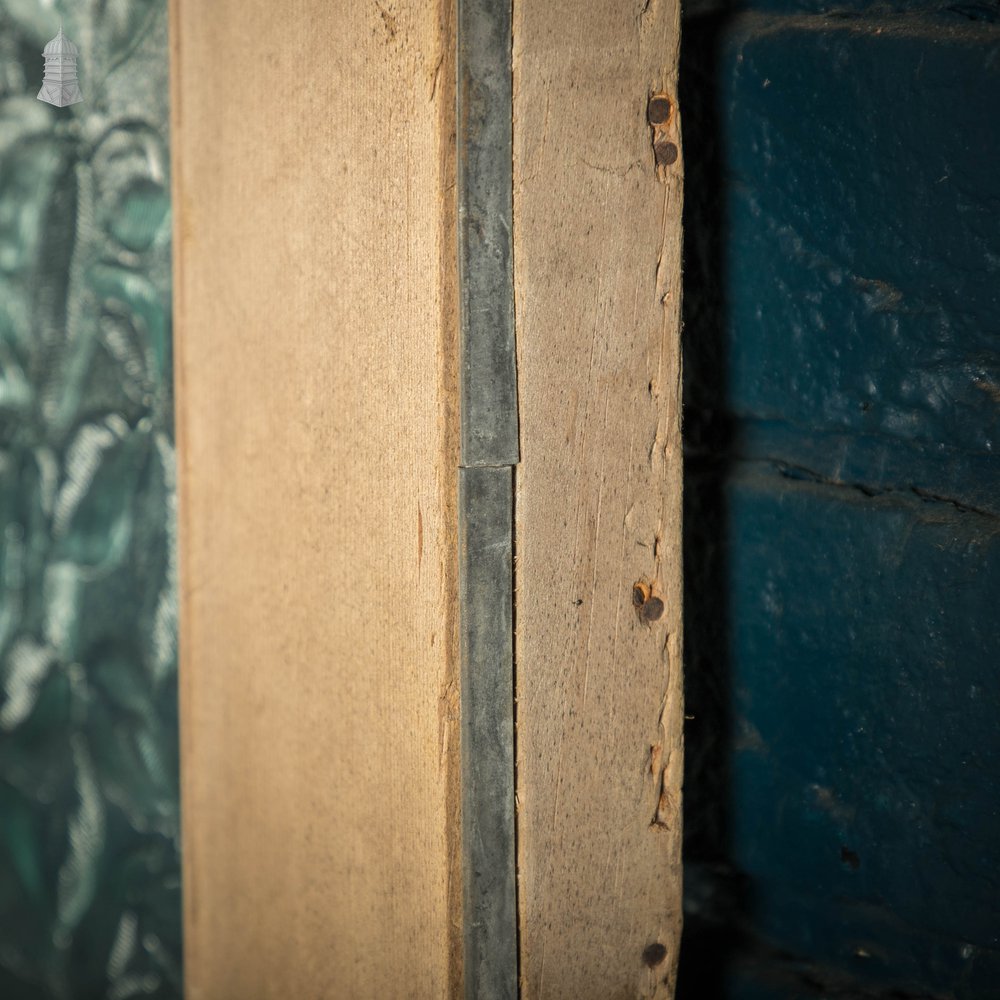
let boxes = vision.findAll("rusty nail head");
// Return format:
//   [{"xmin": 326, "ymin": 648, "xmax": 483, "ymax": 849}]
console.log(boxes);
[
  {"xmin": 647, "ymin": 94, "xmax": 672, "ymax": 126},
  {"xmin": 654, "ymin": 140, "xmax": 679, "ymax": 167},
  {"xmin": 641, "ymin": 595, "xmax": 665, "ymax": 622},
  {"xmin": 642, "ymin": 942, "xmax": 668, "ymax": 967}
]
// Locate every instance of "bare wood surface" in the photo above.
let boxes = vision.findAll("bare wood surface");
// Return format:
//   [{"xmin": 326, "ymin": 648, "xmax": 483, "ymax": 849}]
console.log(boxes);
[
  {"xmin": 170, "ymin": 2, "xmax": 461, "ymax": 996},
  {"xmin": 512, "ymin": 2, "xmax": 685, "ymax": 997}
]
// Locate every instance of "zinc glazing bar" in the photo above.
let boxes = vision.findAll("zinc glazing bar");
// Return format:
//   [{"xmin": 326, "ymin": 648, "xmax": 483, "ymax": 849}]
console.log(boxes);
[
  {"xmin": 457, "ymin": 0, "xmax": 519, "ymax": 996},
  {"xmin": 457, "ymin": 0, "xmax": 519, "ymax": 469},
  {"xmin": 458, "ymin": 465, "xmax": 517, "ymax": 1000}
]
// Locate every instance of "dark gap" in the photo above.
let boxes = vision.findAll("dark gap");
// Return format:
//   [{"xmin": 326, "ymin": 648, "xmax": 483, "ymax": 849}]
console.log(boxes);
[{"xmin": 676, "ymin": 5, "xmax": 752, "ymax": 998}]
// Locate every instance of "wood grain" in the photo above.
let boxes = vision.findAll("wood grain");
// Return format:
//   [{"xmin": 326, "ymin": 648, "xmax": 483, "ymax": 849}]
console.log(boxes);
[
  {"xmin": 512, "ymin": 2, "xmax": 685, "ymax": 997},
  {"xmin": 169, "ymin": 1, "xmax": 461, "ymax": 996}
]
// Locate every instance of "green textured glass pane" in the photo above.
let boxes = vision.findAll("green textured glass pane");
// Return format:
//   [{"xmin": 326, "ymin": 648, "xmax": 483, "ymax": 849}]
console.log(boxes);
[
  {"xmin": 107, "ymin": 184, "xmax": 170, "ymax": 253},
  {"xmin": 0, "ymin": 1, "xmax": 179, "ymax": 997}
]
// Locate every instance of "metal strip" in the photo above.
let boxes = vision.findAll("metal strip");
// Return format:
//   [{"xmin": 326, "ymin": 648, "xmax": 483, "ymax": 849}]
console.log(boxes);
[
  {"xmin": 459, "ymin": 465, "xmax": 518, "ymax": 1000},
  {"xmin": 457, "ymin": 0, "xmax": 519, "ymax": 468},
  {"xmin": 457, "ymin": 0, "xmax": 519, "ymax": 994}
]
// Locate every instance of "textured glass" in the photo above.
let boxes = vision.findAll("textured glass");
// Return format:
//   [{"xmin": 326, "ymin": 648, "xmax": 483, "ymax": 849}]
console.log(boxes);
[{"xmin": 0, "ymin": 2, "xmax": 179, "ymax": 997}]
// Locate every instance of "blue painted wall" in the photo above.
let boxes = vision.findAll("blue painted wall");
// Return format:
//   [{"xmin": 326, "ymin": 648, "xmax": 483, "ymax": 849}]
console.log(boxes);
[{"xmin": 679, "ymin": 3, "xmax": 1000, "ymax": 998}]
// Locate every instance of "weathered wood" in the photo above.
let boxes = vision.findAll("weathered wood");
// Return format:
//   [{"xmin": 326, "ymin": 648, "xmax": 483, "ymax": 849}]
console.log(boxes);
[
  {"xmin": 169, "ymin": 2, "xmax": 462, "ymax": 996},
  {"xmin": 512, "ymin": 2, "xmax": 685, "ymax": 997}
]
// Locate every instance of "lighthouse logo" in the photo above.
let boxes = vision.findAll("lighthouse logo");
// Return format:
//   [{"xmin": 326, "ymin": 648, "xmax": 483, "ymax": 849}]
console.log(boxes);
[{"xmin": 37, "ymin": 23, "xmax": 83, "ymax": 107}]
